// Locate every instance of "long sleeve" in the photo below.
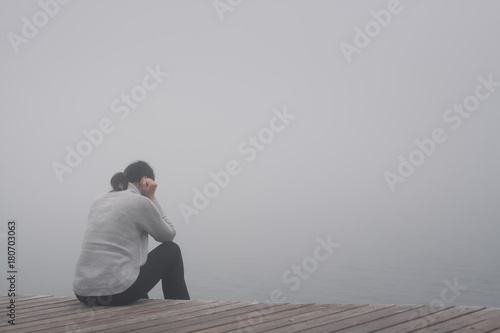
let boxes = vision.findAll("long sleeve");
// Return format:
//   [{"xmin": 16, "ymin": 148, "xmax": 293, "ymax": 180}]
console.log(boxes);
[{"xmin": 139, "ymin": 198, "xmax": 176, "ymax": 242}]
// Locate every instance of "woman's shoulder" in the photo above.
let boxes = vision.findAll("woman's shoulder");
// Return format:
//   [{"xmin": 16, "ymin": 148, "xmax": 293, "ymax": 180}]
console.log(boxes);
[
  {"xmin": 112, "ymin": 189, "xmax": 154, "ymax": 207},
  {"xmin": 89, "ymin": 188, "xmax": 156, "ymax": 213},
  {"xmin": 90, "ymin": 189, "xmax": 141, "ymax": 205}
]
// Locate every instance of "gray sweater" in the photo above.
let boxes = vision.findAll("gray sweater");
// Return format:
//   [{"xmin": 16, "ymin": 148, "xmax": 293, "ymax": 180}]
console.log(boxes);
[{"xmin": 73, "ymin": 183, "xmax": 176, "ymax": 296}]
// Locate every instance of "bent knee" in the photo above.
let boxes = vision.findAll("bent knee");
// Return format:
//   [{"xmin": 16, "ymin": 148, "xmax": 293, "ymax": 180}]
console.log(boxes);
[{"xmin": 161, "ymin": 241, "xmax": 181, "ymax": 253}]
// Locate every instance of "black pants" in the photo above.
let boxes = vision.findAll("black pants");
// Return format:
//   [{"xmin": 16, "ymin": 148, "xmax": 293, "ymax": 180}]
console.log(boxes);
[{"xmin": 75, "ymin": 242, "xmax": 190, "ymax": 306}]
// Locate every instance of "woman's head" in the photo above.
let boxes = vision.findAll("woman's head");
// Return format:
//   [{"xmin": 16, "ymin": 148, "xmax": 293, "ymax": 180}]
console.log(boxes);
[{"xmin": 110, "ymin": 160, "xmax": 155, "ymax": 191}]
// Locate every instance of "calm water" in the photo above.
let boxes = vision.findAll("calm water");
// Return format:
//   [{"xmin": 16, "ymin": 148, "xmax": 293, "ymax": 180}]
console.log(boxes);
[{"xmin": 177, "ymin": 220, "xmax": 500, "ymax": 308}]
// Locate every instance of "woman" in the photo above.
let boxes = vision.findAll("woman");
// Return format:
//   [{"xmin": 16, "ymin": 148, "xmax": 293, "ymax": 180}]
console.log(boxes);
[{"xmin": 73, "ymin": 160, "xmax": 190, "ymax": 306}]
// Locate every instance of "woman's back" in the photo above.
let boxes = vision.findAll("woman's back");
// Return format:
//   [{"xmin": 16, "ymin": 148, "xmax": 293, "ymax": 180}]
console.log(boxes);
[{"xmin": 73, "ymin": 183, "xmax": 175, "ymax": 297}]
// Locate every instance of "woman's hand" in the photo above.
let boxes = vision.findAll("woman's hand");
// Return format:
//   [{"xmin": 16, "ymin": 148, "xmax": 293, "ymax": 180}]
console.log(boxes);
[{"xmin": 138, "ymin": 176, "xmax": 157, "ymax": 201}]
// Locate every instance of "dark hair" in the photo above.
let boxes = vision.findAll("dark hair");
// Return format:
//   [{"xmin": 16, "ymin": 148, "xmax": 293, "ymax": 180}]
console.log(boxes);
[{"xmin": 110, "ymin": 160, "xmax": 155, "ymax": 191}]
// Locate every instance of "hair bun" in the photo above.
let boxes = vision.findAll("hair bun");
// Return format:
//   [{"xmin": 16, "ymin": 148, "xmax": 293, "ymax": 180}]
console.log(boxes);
[{"xmin": 110, "ymin": 172, "xmax": 129, "ymax": 191}]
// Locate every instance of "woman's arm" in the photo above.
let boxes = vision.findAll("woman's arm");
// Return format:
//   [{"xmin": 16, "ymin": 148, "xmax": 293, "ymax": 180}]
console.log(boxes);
[
  {"xmin": 137, "ymin": 177, "xmax": 176, "ymax": 242},
  {"xmin": 140, "ymin": 198, "xmax": 176, "ymax": 242}
]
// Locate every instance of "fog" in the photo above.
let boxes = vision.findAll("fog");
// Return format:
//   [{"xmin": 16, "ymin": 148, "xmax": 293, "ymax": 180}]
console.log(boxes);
[{"xmin": 0, "ymin": 0, "xmax": 499, "ymax": 306}]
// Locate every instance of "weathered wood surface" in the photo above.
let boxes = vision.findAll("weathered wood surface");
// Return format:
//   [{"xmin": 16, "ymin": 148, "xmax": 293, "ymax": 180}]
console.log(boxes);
[{"xmin": 1, "ymin": 295, "xmax": 499, "ymax": 332}]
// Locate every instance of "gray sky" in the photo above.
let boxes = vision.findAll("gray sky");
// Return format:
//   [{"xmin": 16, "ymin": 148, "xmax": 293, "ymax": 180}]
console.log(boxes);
[{"xmin": 0, "ymin": 0, "xmax": 499, "ymax": 302}]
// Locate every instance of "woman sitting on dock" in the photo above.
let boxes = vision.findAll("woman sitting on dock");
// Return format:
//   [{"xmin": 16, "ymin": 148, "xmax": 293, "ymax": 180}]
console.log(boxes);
[{"xmin": 73, "ymin": 160, "xmax": 190, "ymax": 306}]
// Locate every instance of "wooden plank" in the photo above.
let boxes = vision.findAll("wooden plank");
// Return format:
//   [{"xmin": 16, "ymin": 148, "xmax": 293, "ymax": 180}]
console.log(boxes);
[
  {"xmin": 0, "ymin": 294, "xmax": 53, "ymax": 304},
  {"xmin": 233, "ymin": 304, "xmax": 380, "ymax": 333},
  {"xmin": 0, "ymin": 295, "xmax": 56, "ymax": 308},
  {"xmin": 452, "ymin": 313, "xmax": 500, "ymax": 333},
  {"xmin": 18, "ymin": 299, "xmax": 84, "ymax": 312},
  {"xmin": 166, "ymin": 303, "xmax": 302, "ymax": 333},
  {"xmin": 332, "ymin": 305, "xmax": 426, "ymax": 333},
  {"xmin": 59, "ymin": 301, "xmax": 228, "ymax": 333},
  {"xmin": 374, "ymin": 306, "xmax": 485, "ymax": 333},
  {"xmin": 84, "ymin": 301, "xmax": 251, "ymax": 333},
  {"xmin": 194, "ymin": 303, "xmax": 325, "ymax": 333},
  {"xmin": 123, "ymin": 301, "xmax": 284, "ymax": 333},
  {"xmin": 276, "ymin": 304, "xmax": 417, "ymax": 333},
  {"xmin": 3, "ymin": 296, "xmax": 77, "ymax": 314},
  {"xmin": 15, "ymin": 296, "xmax": 75, "ymax": 309},
  {"xmin": 18, "ymin": 302, "xmax": 85, "ymax": 320},
  {"xmin": 8, "ymin": 300, "xmax": 147, "ymax": 332},
  {"xmin": 9, "ymin": 299, "xmax": 141, "ymax": 329},
  {"xmin": 173, "ymin": 303, "xmax": 366, "ymax": 333},
  {"xmin": 9, "ymin": 299, "xmax": 197, "ymax": 333},
  {"xmin": 0, "ymin": 300, "xmax": 81, "ymax": 326},
  {"xmin": 0, "ymin": 294, "xmax": 49, "ymax": 300},
  {"xmin": 411, "ymin": 308, "xmax": 500, "ymax": 333},
  {"xmin": 71, "ymin": 301, "xmax": 241, "ymax": 333},
  {"xmin": 163, "ymin": 303, "xmax": 313, "ymax": 333},
  {"xmin": 361, "ymin": 305, "xmax": 450, "ymax": 333},
  {"xmin": 9, "ymin": 299, "xmax": 186, "ymax": 328}
]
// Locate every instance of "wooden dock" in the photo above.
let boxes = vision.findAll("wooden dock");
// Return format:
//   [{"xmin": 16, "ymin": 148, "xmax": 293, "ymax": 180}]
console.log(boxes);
[{"xmin": 1, "ymin": 295, "xmax": 500, "ymax": 332}]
